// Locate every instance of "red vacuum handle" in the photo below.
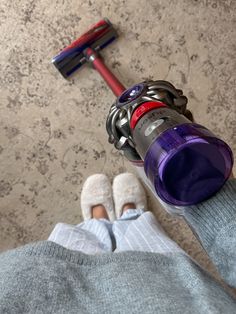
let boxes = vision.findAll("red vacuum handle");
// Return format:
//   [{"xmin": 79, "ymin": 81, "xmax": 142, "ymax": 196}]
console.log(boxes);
[
  {"xmin": 92, "ymin": 57, "xmax": 126, "ymax": 96},
  {"xmin": 85, "ymin": 48, "xmax": 126, "ymax": 97}
]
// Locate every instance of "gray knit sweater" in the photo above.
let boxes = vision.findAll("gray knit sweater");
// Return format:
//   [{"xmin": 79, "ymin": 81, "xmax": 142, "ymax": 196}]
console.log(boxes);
[{"xmin": 0, "ymin": 180, "xmax": 236, "ymax": 313}]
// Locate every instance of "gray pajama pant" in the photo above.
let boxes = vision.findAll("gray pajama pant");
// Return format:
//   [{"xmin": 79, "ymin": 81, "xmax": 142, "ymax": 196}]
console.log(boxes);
[{"xmin": 48, "ymin": 209, "xmax": 184, "ymax": 255}]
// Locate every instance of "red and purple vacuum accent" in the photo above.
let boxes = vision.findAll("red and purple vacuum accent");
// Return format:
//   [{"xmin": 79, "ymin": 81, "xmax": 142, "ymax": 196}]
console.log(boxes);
[{"xmin": 52, "ymin": 19, "xmax": 125, "ymax": 96}]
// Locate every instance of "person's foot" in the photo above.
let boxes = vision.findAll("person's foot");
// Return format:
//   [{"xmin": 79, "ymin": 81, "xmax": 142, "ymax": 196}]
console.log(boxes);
[
  {"xmin": 122, "ymin": 203, "xmax": 136, "ymax": 212},
  {"xmin": 81, "ymin": 174, "xmax": 115, "ymax": 221},
  {"xmin": 92, "ymin": 204, "xmax": 109, "ymax": 220},
  {"xmin": 112, "ymin": 173, "xmax": 147, "ymax": 218}
]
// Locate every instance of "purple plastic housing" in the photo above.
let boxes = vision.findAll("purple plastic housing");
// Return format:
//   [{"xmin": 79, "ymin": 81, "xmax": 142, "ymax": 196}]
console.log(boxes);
[
  {"xmin": 117, "ymin": 83, "xmax": 144, "ymax": 107},
  {"xmin": 144, "ymin": 123, "xmax": 233, "ymax": 206}
]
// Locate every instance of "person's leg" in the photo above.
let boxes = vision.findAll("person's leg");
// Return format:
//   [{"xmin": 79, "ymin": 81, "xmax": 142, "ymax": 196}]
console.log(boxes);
[
  {"xmin": 48, "ymin": 174, "xmax": 115, "ymax": 254},
  {"xmin": 112, "ymin": 173, "xmax": 184, "ymax": 254},
  {"xmin": 115, "ymin": 210, "xmax": 184, "ymax": 254}
]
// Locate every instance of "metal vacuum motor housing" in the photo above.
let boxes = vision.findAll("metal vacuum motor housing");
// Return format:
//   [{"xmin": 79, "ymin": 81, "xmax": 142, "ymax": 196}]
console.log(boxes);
[{"xmin": 106, "ymin": 80, "xmax": 233, "ymax": 206}]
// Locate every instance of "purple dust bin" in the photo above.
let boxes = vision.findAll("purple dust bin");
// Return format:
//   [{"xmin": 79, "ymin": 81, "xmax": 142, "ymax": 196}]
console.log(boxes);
[{"xmin": 144, "ymin": 123, "xmax": 233, "ymax": 206}]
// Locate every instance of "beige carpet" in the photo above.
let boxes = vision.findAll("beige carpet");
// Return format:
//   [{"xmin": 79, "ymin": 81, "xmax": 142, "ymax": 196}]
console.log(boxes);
[{"xmin": 0, "ymin": 0, "xmax": 235, "ymax": 277}]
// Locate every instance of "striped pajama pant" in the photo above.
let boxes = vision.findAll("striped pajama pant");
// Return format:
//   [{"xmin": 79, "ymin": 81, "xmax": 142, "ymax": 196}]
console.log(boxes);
[{"xmin": 48, "ymin": 209, "xmax": 183, "ymax": 255}]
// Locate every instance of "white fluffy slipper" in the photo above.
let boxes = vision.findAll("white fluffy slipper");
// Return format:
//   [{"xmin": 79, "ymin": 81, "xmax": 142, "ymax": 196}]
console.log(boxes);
[
  {"xmin": 113, "ymin": 172, "xmax": 147, "ymax": 218},
  {"xmin": 81, "ymin": 174, "xmax": 115, "ymax": 221}
]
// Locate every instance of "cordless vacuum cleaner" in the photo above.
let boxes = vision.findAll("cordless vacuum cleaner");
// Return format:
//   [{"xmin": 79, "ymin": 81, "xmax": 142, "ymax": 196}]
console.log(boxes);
[{"xmin": 52, "ymin": 19, "xmax": 233, "ymax": 213}]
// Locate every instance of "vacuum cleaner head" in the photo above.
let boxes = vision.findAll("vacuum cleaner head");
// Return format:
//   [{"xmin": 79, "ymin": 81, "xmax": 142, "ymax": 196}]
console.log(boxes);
[{"xmin": 52, "ymin": 18, "xmax": 118, "ymax": 78}]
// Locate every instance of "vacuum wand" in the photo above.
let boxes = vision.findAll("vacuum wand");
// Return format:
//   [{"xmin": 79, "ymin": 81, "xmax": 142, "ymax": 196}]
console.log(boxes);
[{"xmin": 84, "ymin": 47, "xmax": 125, "ymax": 96}]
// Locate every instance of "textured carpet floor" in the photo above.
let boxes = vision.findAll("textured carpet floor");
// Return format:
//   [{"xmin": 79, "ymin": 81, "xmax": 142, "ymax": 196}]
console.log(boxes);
[{"xmin": 0, "ymin": 0, "xmax": 235, "ymax": 276}]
